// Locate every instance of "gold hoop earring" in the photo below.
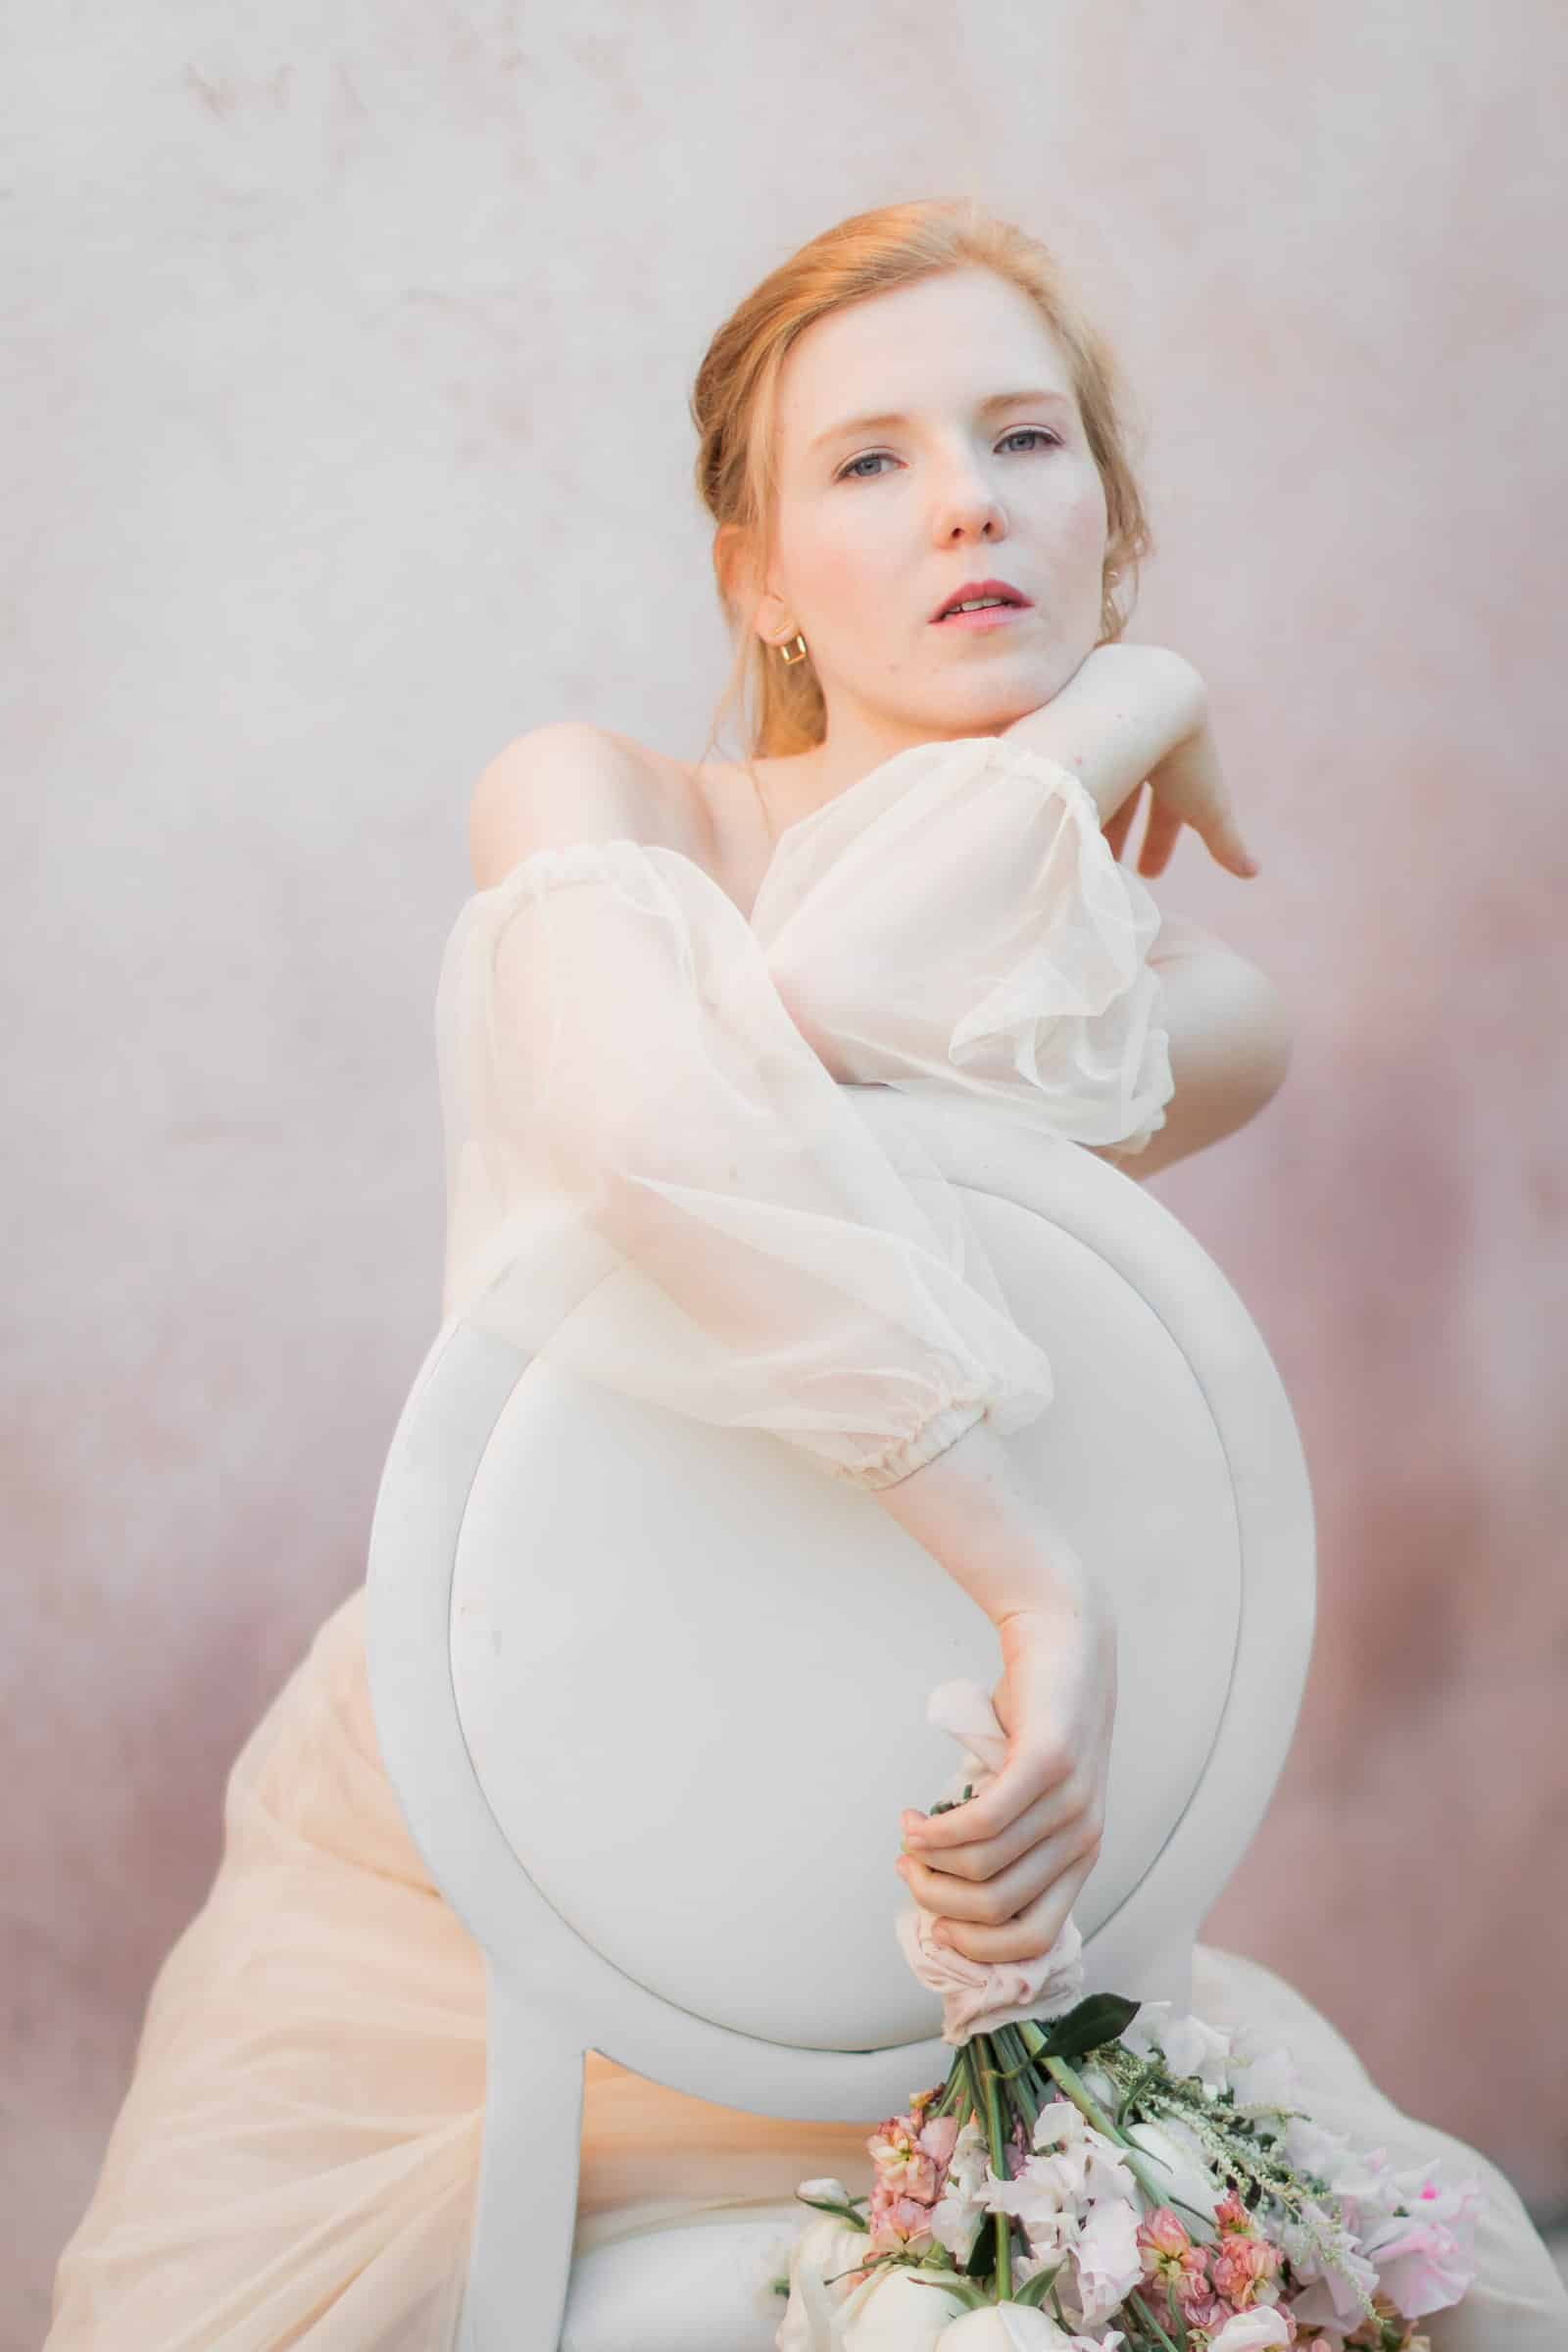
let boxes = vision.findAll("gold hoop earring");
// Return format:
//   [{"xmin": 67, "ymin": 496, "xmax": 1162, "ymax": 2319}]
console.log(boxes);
[{"xmin": 777, "ymin": 631, "xmax": 808, "ymax": 666}]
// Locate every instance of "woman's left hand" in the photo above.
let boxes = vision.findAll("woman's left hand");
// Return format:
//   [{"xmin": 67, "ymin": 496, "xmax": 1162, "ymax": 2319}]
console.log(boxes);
[{"xmin": 895, "ymin": 1579, "xmax": 1118, "ymax": 1964}]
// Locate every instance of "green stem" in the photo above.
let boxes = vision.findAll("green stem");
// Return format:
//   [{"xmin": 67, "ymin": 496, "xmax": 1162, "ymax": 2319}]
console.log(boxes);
[
  {"xmin": 1126, "ymin": 2287, "xmax": 1183, "ymax": 2350},
  {"xmin": 932, "ymin": 2066, "xmax": 967, "ymax": 2120},
  {"xmin": 974, "ymin": 2034, "xmax": 1014, "ymax": 2302},
  {"xmin": 1040, "ymin": 2051, "xmax": 1174, "ymax": 2216}
]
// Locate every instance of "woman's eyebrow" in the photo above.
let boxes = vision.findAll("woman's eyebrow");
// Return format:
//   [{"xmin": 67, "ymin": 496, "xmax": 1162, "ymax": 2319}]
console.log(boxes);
[{"xmin": 808, "ymin": 387, "xmax": 1072, "ymax": 455}]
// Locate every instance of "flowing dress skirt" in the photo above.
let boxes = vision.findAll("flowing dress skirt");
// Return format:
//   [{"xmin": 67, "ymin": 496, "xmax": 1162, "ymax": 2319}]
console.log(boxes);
[{"xmin": 46, "ymin": 1585, "xmax": 1568, "ymax": 2350}]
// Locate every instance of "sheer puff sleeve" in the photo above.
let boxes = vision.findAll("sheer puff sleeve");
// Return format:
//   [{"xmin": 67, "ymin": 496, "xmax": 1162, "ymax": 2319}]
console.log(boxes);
[
  {"xmin": 753, "ymin": 734, "xmax": 1175, "ymax": 1162},
  {"xmin": 435, "ymin": 838, "xmax": 1055, "ymax": 1492}
]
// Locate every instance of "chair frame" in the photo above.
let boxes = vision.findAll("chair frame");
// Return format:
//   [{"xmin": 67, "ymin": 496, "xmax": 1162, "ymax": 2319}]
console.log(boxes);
[{"xmin": 367, "ymin": 1095, "xmax": 1316, "ymax": 2349}]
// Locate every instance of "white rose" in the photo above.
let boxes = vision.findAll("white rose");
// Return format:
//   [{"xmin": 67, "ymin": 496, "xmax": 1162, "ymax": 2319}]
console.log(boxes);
[
  {"xmin": 935, "ymin": 2304, "xmax": 1073, "ymax": 2349},
  {"xmin": 796, "ymin": 2178, "xmax": 856, "ymax": 2207},
  {"xmin": 1121, "ymin": 2118, "xmax": 1219, "ymax": 2236},
  {"xmin": 835, "ymin": 2267, "xmax": 969, "ymax": 2350},
  {"xmin": 1206, "ymin": 2310, "xmax": 1291, "ymax": 2350},
  {"xmin": 775, "ymin": 2215, "xmax": 872, "ymax": 2352}
]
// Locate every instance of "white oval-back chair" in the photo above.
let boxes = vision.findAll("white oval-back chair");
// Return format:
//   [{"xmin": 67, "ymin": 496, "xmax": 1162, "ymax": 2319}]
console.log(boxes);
[{"xmin": 366, "ymin": 1088, "xmax": 1316, "ymax": 2352}]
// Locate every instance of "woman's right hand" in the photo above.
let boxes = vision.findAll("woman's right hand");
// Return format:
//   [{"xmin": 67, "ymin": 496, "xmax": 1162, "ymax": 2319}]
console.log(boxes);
[
  {"xmin": 895, "ymin": 1574, "xmax": 1119, "ymax": 1967},
  {"xmin": 1002, "ymin": 642, "xmax": 1260, "ymax": 886}
]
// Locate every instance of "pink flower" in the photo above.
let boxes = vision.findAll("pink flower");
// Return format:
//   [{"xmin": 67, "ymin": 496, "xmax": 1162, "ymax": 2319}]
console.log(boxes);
[
  {"xmin": 919, "ymin": 2111, "xmax": 961, "ymax": 2174},
  {"xmin": 865, "ymin": 2180, "xmax": 938, "ymax": 2254},
  {"xmin": 867, "ymin": 2112, "xmax": 940, "ymax": 2205},
  {"xmin": 862, "ymin": 2102, "xmax": 968, "ymax": 2256},
  {"xmin": 1215, "ymin": 2189, "xmax": 1258, "ymax": 2237},
  {"xmin": 1138, "ymin": 2204, "xmax": 1210, "ymax": 2303},
  {"xmin": 1211, "ymin": 2231, "xmax": 1283, "ymax": 2308},
  {"xmin": 1356, "ymin": 2172, "xmax": 1482, "ymax": 2319},
  {"xmin": 1141, "ymin": 2207, "xmax": 1194, "ymax": 2261}
]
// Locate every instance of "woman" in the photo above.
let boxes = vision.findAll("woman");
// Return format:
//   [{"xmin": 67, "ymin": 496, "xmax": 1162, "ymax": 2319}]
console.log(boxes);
[{"xmin": 47, "ymin": 200, "xmax": 1567, "ymax": 2350}]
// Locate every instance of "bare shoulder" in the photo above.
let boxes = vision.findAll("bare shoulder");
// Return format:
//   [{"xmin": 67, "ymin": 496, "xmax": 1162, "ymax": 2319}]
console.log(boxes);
[{"xmin": 468, "ymin": 721, "xmax": 702, "ymax": 889}]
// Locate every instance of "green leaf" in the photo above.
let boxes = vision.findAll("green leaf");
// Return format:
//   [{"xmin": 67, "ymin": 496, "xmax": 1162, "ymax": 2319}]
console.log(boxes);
[
  {"xmin": 1009, "ymin": 2263, "xmax": 1064, "ymax": 2309},
  {"xmin": 960, "ymin": 2224, "xmax": 996, "ymax": 2280},
  {"xmin": 906, "ymin": 2272, "xmax": 991, "ymax": 2313},
  {"xmin": 1033, "ymin": 1991, "xmax": 1145, "ymax": 2064},
  {"xmin": 793, "ymin": 2193, "xmax": 869, "ymax": 2229}
]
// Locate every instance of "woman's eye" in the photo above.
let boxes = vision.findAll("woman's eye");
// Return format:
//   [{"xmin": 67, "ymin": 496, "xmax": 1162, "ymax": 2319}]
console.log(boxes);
[
  {"xmin": 837, "ymin": 451, "xmax": 897, "ymax": 481},
  {"xmin": 998, "ymin": 427, "xmax": 1061, "ymax": 454}
]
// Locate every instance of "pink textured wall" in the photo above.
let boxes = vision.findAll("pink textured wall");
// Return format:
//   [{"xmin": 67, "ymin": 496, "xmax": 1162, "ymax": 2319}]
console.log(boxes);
[{"xmin": 6, "ymin": 4, "xmax": 1564, "ymax": 2341}]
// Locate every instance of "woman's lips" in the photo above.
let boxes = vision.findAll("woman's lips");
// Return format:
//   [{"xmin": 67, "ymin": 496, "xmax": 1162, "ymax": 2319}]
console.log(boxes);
[{"xmin": 931, "ymin": 602, "xmax": 1031, "ymax": 632}]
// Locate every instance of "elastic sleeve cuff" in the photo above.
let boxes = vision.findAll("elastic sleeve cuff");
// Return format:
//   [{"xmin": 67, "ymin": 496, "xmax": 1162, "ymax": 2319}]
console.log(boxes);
[{"xmin": 829, "ymin": 1391, "xmax": 994, "ymax": 1493}]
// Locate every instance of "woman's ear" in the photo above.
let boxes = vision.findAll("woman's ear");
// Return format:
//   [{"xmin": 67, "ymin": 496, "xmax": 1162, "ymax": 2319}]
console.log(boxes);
[{"xmin": 714, "ymin": 523, "xmax": 793, "ymax": 649}]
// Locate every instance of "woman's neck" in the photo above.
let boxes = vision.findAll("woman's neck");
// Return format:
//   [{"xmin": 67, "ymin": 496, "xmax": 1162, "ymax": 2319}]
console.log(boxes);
[{"xmin": 757, "ymin": 708, "xmax": 1003, "ymax": 839}]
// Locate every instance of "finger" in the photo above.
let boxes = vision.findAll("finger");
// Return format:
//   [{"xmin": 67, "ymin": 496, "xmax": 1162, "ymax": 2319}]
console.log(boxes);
[
  {"xmin": 901, "ymin": 1778, "xmax": 1090, "ymax": 1886},
  {"xmin": 928, "ymin": 1847, "xmax": 1103, "ymax": 1965},
  {"xmin": 898, "ymin": 1811, "xmax": 1099, "ymax": 1927},
  {"xmin": 1101, "ymin": 786, "xmax": 1142, "ymax": 863},
  {"xmin": 902, "ymin": 1748, "xmax": 1074, "ymax": 1856},
  {"xmin": 1214, "ymin": 815, "xmax": 1260, "ymax": 877},
  {"xmin": 1135, "ymin": 804, "xmax": 1183, "ymax": 877}
]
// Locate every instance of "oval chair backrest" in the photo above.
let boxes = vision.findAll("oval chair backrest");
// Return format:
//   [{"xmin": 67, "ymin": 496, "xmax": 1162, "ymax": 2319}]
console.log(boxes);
[{"xmin": 368, "ymin": 1086, "xmax": 1315, "ymax": 2130}]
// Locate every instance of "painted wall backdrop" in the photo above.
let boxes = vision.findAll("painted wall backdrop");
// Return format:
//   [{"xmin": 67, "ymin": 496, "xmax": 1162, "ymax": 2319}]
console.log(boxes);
[{"xmin": 5, "ymin": 2, "xmax": 1564, "ymax": 2340}]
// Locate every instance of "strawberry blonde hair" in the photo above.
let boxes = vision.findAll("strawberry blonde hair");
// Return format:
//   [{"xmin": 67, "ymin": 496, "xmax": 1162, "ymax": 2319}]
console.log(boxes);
[{"xmin": 691, "ymin": 198, "xmax": 1152, "ymax": 761}]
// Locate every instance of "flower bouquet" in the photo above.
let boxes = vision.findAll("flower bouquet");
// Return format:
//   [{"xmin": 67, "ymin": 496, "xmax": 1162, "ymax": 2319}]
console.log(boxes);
[{"xmin": 771, "ymin": 1683, "xmax": 1481, "ymax": 2352}]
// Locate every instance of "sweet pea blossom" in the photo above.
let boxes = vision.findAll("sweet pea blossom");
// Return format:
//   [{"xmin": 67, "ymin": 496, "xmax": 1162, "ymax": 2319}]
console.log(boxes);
[
  {"xmin": 1206, "ymin": 2310, "xmax": 1292, "ymax": 2349},
  {"xmin": 1277, "ymin": 2220, "xmax": 1381, "ymax": 2333},
  {"xmin": 1355, "ymin": 2167, "xmax": 1482, "ymax": 2320},
  {"xmin": 1116, "ymin": 2001, "xmax": 1231, "ymax": 2088},
  {"xmin": 981, "ymin": 2159, "xmax": 1082, "ymax": 2265},
  {"xmin": 1030, "ymin": 2098, "xmax": 1139, "ymax": 2208},
  {"xmin": 1224, "ymin": 2040, "xmax": 1304, "ymax": 2121},
  {"xmin": 1066, "ymin": 2194, "xmax": 1145, "ymax": 2328},
  {"xmin": 929, "ymin": 2117, "xmax": 995, "ymax": 2265}
]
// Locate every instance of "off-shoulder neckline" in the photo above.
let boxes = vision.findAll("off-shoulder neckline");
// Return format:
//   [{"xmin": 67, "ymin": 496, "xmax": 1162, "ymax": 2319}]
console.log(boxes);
[
  {"xmin": 742, "ymin": 730, "xmax": 1095, "ymax": 927},
  {"xmin": 470, "ymin": 731, "xmax": 1090, "ymax": 935}
]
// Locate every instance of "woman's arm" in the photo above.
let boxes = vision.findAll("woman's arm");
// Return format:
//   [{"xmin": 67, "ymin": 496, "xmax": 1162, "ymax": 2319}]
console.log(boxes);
[
  {"xmin": 1091, "ymin": 907, "xmax": 1294, "ymax": 1181},
  {"xmin": 1002, "ymin": 644, "xmax": 1287, "ymax": 1176}
]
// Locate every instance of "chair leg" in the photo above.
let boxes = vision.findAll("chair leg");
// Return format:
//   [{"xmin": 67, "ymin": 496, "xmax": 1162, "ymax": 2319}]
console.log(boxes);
[{"xmin": 459, "ymin": 1968, "xmax": 586, "ymax": 2352}]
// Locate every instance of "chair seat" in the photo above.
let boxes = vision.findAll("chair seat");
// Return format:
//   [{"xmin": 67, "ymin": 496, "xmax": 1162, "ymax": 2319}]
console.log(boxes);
[{"xmin": 563, "ymin": 2199, "xmax": 805, "ymax": 2352}]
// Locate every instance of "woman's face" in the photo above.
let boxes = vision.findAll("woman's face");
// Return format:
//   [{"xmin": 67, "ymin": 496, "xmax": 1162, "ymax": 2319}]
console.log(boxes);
[{"xmin": 760, "ymin": 266, "xmax": 1109, "ymax": 746}]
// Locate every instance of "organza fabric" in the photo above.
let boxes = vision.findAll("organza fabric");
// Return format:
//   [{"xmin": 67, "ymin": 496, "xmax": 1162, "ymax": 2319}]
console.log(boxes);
[
  {"xmin": 436, "ymin": 735, "xmax": 1172, "ymax": 1489},
  {"xmin": 45, "ymin": 733, "xmax": 1567, "ymax": 2346},
  {"xmin": 46, "ymin": 1589, "xmax": 1568, "ymax": 2349}
]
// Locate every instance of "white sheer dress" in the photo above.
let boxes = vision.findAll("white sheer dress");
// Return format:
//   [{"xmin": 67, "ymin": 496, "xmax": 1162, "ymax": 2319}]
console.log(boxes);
[{"xmin": 46, "ymin": 735, "xmax": 1568, "ymax": 2349}]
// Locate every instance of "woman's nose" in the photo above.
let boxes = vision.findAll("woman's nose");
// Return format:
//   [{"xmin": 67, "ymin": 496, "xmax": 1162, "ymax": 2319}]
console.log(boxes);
[{"xmin": 932, "ymin": 473, "xmax": 1007, "ymax": 544}]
